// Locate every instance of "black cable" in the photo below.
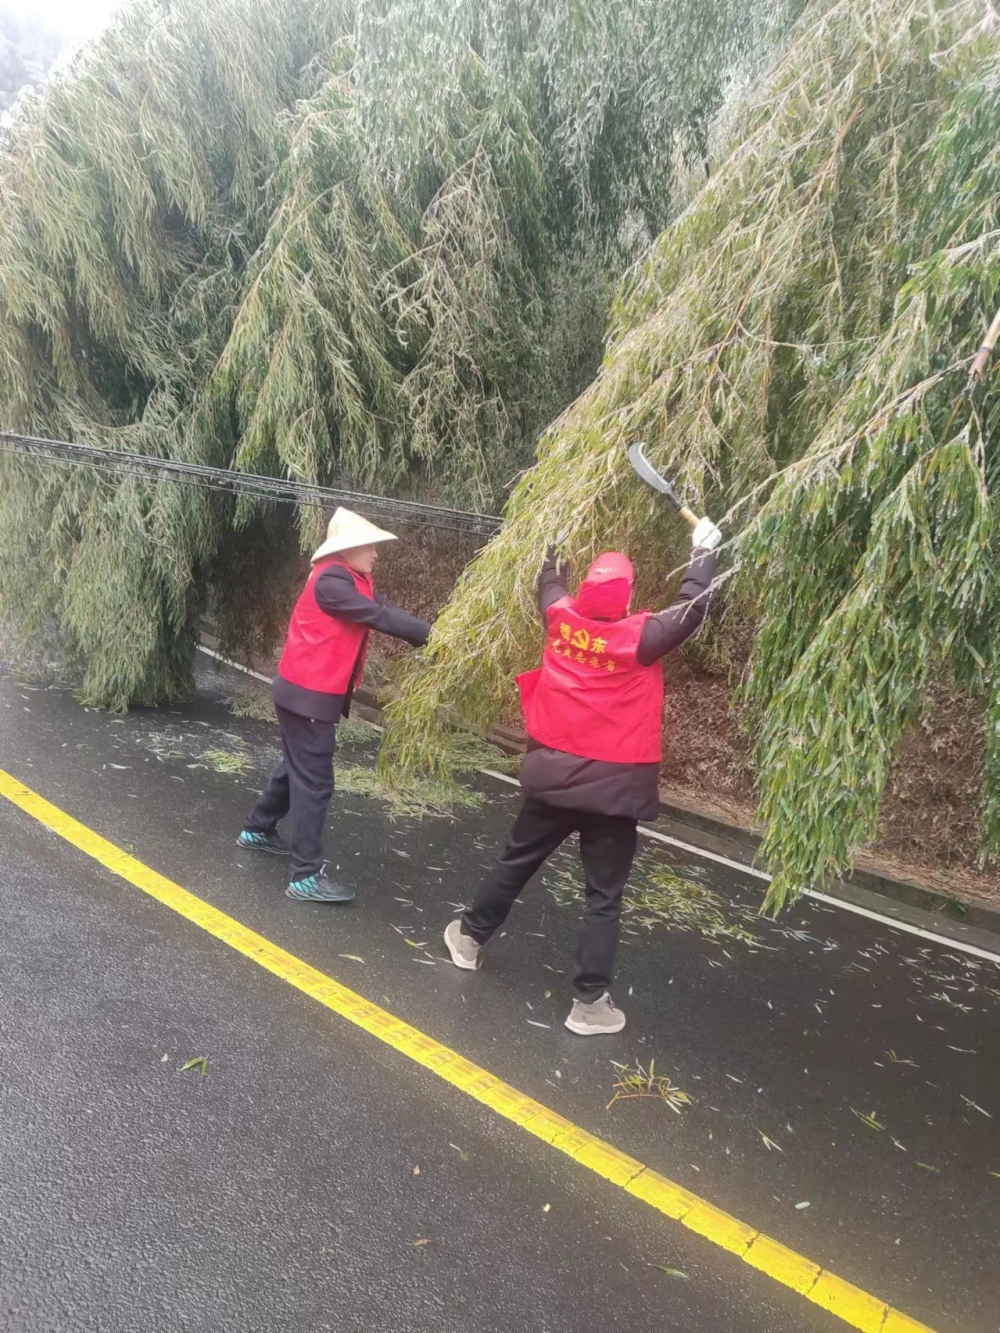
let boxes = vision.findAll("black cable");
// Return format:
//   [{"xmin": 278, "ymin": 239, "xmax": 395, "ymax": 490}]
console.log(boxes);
[{"xmin": 0, "ymin": 431, "xmax": 504, "ymax": 538}]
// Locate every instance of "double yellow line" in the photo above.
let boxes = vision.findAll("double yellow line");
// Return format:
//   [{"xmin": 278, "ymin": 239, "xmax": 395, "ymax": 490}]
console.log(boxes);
[{"xmin": 0, "ymin": 768, "xmax": 935, "ymax": 1333}]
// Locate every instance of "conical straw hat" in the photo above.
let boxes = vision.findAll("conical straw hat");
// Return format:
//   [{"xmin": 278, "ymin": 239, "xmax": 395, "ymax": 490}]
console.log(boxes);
[{"xmin": 311, "ymin": 507, "xmax": 397, "ymax": 563}]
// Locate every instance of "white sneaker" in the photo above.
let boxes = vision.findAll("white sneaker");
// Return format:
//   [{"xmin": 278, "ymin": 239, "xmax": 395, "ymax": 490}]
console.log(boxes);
[
  {"xmin": 444, "ymin": 919, "xmax": 482, "ymax": 971},
  {"xmin": 564, "ymin": 992, "xmax": 626, "ymax": 1035}
]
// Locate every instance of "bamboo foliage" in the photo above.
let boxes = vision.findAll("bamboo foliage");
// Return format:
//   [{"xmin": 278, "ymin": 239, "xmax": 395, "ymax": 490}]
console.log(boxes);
[
  {"xmin": 0, "ymin": 0, "xmax": 774, "ymax": 707},
  {"xmin": 383, "ymin": 0, "xmax": 1000, "ymax": 909}
]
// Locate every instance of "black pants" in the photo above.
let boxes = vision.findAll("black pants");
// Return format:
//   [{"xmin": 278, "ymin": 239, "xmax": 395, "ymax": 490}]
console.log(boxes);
[
  {"xmin": 246, "ymin": 705, "xmax": 336, "ymax": 881},
  {"xmin": 462, "ymin": 797, "xmax": 638, "ymax": 1001}
]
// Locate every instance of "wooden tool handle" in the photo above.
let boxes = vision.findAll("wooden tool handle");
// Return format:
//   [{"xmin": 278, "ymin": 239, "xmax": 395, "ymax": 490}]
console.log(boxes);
[
  {"xmin": 969, "ymin": 305, "xmax": 1000, "ymax": 381},
  {"xmin": 678, "ymin": 505, "xmax": 699, "ymax": 529}
]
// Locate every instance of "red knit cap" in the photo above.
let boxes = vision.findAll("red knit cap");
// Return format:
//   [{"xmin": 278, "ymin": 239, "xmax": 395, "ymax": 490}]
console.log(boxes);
[{"xmin": 574, "ymin": 551, "xmax": 634, "ymax": 620}]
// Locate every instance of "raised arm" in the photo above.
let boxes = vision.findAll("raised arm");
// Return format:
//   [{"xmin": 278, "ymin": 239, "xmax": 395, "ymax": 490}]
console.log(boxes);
[
  {"xmin": 538, "ymin": 545, "xmax": 569, "ymax": 617},
  {"xmin": 314, "ymin": 566, "xmax": 430, "ymax": 647},
  {"xmin": 636, "ymin": 520, "xmax": 722, "ymax": 666}
]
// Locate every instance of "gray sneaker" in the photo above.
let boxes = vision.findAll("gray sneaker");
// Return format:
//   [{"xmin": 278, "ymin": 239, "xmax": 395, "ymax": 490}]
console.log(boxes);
[
  {"xmin": 444, "ymin": 919, "xmax": 482, "ymax": 970},
  {"xmin": 564, "ymin": 992, "xmax": 626, "ymax": 1035}
]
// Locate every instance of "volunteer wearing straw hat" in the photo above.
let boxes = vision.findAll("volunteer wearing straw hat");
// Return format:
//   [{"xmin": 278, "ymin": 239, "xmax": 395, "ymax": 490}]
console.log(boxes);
[
  {"xmin": 444, "ymin": 518, "xmax": 722, "ymax": 1034},
  {"xmin": 238, "ymin": 508, "xmax": 430, "ymax": 902}
]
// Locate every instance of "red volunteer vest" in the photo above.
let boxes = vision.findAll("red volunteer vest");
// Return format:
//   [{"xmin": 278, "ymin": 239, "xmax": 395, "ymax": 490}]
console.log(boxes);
[
  {"xmin": 517, "ymin": 597, "xmax": 664, "ymax": 764},
  {"xmin": 278, "ymin": 557, "xmax": 374, "ymax": 695}
]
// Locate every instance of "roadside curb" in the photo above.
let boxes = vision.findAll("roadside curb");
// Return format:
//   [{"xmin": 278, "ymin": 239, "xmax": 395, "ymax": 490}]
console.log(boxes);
[
  {"xmin": 199, "ymin": 636, "xmax": 1000, "ymax": 954},
  {"xmin": 650, "ymin": 793, "xmax": 1000, "ymax": 954},
  {"xmin": 473, "ymin": 695, "xmax": 1000, "ymax": 950}
]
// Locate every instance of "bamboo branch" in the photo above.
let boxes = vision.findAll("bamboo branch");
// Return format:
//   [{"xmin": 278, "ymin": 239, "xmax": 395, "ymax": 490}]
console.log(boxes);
[{"xmin": 968, "ymin": 305, "xmax": 1000, "ymax": 382}]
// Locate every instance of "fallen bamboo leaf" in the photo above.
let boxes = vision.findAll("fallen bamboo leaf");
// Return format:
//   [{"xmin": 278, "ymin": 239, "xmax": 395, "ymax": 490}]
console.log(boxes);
[
  {"xmin": 961, "ymin": 1096, "xmax": 992, "ymax": 1118},
  {"xmin": 885, "ymin": 1051, "xmax": 919, "ymax": 1067},
  {"xmin": 179, "ymin": 1056, "xmax": 209, "ymax": 1076},
  {"xmin": 338, "ymin": 954, "xmax": 365, "ymax": 963},
  {"xmin": 651, "ymin": 1266, "xmax": 689, "ymax": 1280},
  {"xmin": 851, "ymin": 1108, "xmax": 885, "ymax": 1132},
  {"xmin": 607, "ymin": 1060, "xmax": 691, "ymax": 1114}
]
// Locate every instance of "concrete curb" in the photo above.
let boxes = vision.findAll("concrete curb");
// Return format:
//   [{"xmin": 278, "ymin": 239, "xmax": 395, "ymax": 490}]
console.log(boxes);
[
  {"xmin": 472, "ymin": 699, "xmax": 1000, "ymax": 947},
  {"xmin": 650, "ymin": 793, "xmax": 1000, "ymax": 955},
  {"xmin": 200, "ymin": 636, "xmax": 1000, "ymax": 954}
]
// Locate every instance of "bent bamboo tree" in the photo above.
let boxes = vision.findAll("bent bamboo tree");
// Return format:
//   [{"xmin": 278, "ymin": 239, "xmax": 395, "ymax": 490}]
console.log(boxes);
[
  {"xmin": 382, "ymin": 0, "xmax": 1000, "ymax": 910},
  {"xmin": 0, "ymin": 0, "xmax": 789, "ymax": 706}
]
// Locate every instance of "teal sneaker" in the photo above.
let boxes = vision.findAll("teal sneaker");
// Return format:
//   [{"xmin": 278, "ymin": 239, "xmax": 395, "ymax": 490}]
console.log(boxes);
[
  {"xmin": 237, "ymin": 829, "xmax": 288, "ymax": 855},
  {"xmin": 286, "ymin": 873, "xmax": 355, "ymax": 903}
]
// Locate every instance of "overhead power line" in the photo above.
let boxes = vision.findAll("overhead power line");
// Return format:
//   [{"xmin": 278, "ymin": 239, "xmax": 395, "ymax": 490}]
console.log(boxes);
[{"xmin": 0, "ymin": 431, "xmax": 504, "ymax": 538}]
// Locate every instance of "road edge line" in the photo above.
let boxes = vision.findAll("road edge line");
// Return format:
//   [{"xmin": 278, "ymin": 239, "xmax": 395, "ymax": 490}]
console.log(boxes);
[
  {"xmin": 0, "ymin": 767, "xmax": 937, "ymax": 1333},
  {"xmin": 196, "ymin": 645, "xmax": 1000, "ymax": 966}
]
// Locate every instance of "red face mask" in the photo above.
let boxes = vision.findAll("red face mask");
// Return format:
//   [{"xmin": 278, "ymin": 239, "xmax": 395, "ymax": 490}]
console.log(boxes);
[{"xmin": 574, "ymin": 552, "xmax": 634, "ymax": 620}]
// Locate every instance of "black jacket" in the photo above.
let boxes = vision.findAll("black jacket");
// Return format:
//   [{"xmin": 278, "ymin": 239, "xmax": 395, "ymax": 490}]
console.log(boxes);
[
  {"xmin": 521, "ymin": 546, "xmax": 719, "ymax": 820},
  {"xmin": 273, "ymin": 565, "xmax": 430, "ymax": 722}
]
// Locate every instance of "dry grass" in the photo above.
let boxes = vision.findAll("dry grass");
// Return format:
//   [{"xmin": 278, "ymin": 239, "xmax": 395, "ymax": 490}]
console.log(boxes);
[
  {"xmin": 225, "ymin": 683, "xmax": 276, "ymax": 723},
  {"xmin": 336, "ymin": 762, "xmax": 482, "ymax": 818},
  {"xmin": 545, "ymin": 847, "xmax": 761, "ymax": 944},
  {"xmin": 200, "ymin": 747, "xmax": 252, "ymax": 775}
]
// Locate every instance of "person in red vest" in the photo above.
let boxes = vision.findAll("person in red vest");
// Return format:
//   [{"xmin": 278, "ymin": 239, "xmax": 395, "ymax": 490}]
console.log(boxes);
[
  {"xmin": 443, "ymin": 517, "xmax": 722, "ymax": 1034},
  {"xmin": 238, "ymin": 508, "xmax": 430, "ymax": 902}
]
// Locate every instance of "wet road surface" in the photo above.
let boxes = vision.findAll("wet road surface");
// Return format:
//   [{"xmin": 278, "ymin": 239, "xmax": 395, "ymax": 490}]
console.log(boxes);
[{"xmin": 1, "ymin": 661, "xmax": 997, "ymax": 1332}]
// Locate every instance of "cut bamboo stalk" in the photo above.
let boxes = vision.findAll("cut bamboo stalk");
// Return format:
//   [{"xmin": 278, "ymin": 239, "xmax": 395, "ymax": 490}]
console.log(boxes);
[{"xmin": 968, "ymin": 306, "xmax": 1000, "ymax": 381}]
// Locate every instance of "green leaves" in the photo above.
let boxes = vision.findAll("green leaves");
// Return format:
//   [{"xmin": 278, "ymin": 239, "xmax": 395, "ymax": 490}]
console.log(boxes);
[
  {"xmin": 0, "ymin": 0, "xmax": 783, "ymax": 706},
  {"xmin": 386, "ymin": 0, "xmax": 1000, "ymax": 909}
]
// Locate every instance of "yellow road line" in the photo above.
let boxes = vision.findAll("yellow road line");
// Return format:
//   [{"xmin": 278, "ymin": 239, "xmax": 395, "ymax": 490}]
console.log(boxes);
[{"xmin": 0, "ymin": 767, "xmax": 935, "ymax": 1333}]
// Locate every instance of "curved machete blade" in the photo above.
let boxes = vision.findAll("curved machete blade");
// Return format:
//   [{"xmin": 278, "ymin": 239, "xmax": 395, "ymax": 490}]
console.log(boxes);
[{"xmin": 627, "ymin": 442, "xmax": 685, "ymax": 511}]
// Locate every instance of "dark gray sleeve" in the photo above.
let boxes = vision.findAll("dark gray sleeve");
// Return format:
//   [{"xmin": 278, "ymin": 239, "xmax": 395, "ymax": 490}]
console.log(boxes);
[
  {"xmin": 636, "ymin": 548, "xmax": 719, "ymax": 666},
  {"xmin": 314, "ymin": 567, "xmax": 430, "ymax": 647},
  {"xmin": 538, "ymin": 547, "xmax": 569, "ymax": 616}
]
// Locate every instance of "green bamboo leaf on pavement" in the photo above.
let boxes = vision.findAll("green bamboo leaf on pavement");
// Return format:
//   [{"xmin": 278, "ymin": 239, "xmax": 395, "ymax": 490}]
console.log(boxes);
[{"xmin": 851, "ymin": 1109, "xmax": 885, "ymax": 1132}]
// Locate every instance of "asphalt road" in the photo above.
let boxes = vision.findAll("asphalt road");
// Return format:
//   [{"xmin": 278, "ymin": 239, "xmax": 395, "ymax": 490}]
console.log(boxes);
[{"xmin": 1, "ymin": 658, "xmax": 997, "ymax": 1333}]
